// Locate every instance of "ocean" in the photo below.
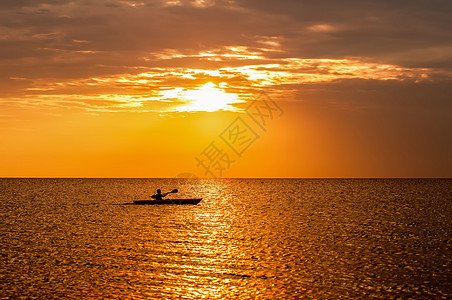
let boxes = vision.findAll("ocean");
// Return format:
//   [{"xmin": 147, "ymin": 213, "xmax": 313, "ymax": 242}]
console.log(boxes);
[{"xmin": 0, "ymin": 178, "xmax": 451, "ymax": 299}]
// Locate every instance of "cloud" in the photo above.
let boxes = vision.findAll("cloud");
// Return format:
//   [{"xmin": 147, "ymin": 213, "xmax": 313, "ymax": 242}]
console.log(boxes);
[
  {"xmin": 1, "ymin": 0, "xmax": 451, "ymax": 117},
  {"xmin": 237, "ymin": 0, "xmax": 452, "ymax": 67},
  {"xmin": 2, "ymin": 0, "xmax": 451, "ymax": 67}
]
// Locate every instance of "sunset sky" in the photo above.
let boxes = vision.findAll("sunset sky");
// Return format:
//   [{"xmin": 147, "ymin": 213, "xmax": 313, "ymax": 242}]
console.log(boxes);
[{"xmin": 1, "ymin": 0, "xmax": 451, "ymax": 178}]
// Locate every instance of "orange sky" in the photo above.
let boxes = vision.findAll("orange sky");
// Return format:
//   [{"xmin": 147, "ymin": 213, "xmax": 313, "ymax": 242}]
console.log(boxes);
[{"xmin": 1, "ymin": 0, "xmax": 451, "ymax": 178}]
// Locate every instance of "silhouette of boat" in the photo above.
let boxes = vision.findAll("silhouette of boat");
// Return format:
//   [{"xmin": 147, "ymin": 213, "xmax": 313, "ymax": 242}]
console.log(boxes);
[{"xmin": 133, "ymin": 198, "xmax": 202, "ymax": 205}]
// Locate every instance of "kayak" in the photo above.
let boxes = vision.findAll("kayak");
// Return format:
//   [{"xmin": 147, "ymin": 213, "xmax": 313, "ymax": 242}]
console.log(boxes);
[{"xmin": 133, "ymin": 198, "xmax": 202, "ymax": 205}]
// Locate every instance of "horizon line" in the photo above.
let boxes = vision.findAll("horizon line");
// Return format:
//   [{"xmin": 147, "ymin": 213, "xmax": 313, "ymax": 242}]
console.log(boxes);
[{"xmin": 1, "ymin": 177, "xmax": 450, "ymax": 179}]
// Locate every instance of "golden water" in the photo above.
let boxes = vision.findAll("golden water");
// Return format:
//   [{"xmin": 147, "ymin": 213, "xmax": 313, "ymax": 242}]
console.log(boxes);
[{"xmin": 1, "ymin": 178, "xmax": 451, "ymax": 298}]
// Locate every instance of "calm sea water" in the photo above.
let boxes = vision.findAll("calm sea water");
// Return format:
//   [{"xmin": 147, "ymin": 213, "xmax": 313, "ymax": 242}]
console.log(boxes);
[{"xmin": 0, "ymin": 178, "xmax": 451, "ymax": 299}]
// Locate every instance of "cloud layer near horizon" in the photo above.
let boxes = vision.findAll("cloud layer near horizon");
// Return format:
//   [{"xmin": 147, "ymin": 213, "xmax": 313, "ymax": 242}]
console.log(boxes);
[{"xmin": 1, "ymin": 0, "xmax": 452, "ymax": 113}]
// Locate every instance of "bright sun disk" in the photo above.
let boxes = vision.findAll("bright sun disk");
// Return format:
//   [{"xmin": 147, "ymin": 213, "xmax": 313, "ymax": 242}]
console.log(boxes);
[{"xmin": 170, "ymin": 82, "xmax": 242, "ymax": 112}]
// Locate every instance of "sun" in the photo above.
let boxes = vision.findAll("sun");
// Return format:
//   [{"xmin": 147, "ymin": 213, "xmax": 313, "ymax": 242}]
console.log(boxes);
[{"xmin": 170, "ymin": 82, "xmax": 243, "ymax": 112}]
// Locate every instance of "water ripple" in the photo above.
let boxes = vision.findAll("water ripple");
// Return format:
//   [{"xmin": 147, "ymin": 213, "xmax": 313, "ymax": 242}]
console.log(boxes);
[{"xmin": 1, "ymin": 178, "xmax": 451, "ymax": 298}]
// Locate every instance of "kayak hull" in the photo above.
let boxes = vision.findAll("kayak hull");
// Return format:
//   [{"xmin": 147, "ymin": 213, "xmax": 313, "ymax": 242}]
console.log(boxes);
[{"xmin": 133, "ymin": 198, "xmax": 202, "ymax": 205}]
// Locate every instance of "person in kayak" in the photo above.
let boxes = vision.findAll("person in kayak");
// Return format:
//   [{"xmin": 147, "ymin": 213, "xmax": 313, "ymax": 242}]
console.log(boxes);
[{"xmin": 151, "ymin": 189, "xmax": 169, "ymax": 200}]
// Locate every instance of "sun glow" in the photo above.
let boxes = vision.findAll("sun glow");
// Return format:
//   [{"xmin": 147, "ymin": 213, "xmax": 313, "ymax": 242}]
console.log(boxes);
[{"xmin": 169, "ymin": 82, "xmax": 243, "ymax": 112}]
